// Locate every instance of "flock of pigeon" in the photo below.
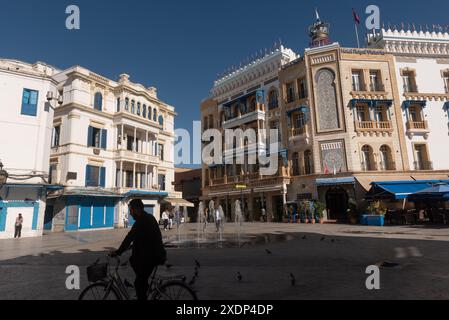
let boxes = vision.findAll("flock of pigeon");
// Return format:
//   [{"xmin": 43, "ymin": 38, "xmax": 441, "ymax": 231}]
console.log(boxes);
[{"xmin": 166, "ymin": 234, "xmax": 337, "ymax": 288}]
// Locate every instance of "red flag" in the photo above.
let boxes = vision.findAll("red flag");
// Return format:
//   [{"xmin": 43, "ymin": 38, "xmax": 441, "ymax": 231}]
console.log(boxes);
[{"xmin": 352, "ymin": 9, "xmax": 361, "ymax": 25}]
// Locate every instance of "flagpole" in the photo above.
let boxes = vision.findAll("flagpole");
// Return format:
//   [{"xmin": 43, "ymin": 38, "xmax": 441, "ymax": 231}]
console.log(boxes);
[{"xmin": 354, "ymin": 23, "xmax": 360, "ymax": 48}]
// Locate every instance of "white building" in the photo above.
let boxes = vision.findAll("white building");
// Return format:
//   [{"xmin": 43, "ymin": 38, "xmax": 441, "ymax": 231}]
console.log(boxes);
[
  {"xmin": 46, "ymin": 66, "xmax": 180, "ymax": 232},
  {"xmin": 368, "ymin": 27, "xmax": 449, "ymax": 173},
  {"xmin": 0, "ymin": 59, "xmax": 61, "ymax": 239}
]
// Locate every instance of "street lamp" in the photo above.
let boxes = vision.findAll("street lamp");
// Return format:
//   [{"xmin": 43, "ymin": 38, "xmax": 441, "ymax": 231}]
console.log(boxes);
[{"xmin": 0, "ymin": 161, "xmax": 8, "ymax": 186}]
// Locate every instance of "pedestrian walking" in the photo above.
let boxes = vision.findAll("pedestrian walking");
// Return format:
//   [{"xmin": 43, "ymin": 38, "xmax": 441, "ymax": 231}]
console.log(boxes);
[
  {"xmin": 14, "ymin": 214, "xmax": 23, "ymax": 238},
  {"xmin": 168, "ymin": 210, "xmax": 174, "ymax": 230},
  {"xmin": 162, "ymin": 209, "xmax": 169, "ymax": 231},
  {"xmin": 261, "ymin": 208, "xmax": 267, "ymax": 222}
]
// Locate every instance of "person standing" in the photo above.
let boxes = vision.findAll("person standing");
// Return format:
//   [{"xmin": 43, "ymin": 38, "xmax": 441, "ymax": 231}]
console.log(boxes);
[
  {"xmin": 14, "ymin": 214, "xmax": 23, "ymax": 239},
  {"xmin": 161, "ymin": 209, "xmax": 169, "ymax": 231},
  {"xmin": 168, "ymin": 210, "xmax": 174, "ymax": 230},
  {"xmin": 261, "ymin": 208, "xmax": 266, "ymax": 222}
]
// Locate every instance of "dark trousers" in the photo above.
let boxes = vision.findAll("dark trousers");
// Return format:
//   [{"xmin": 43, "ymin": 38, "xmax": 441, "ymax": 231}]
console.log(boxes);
[
  {"xmin": 132, "ymin": 263, "xmax": 155, "ymax": 301},
  {"xmin": 14, "ymin": 226, "xmax": 22, "ymax": 238}
]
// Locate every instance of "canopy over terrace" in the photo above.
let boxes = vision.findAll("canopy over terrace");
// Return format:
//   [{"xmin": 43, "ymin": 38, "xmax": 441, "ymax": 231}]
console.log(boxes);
[
  {"xmin": 366, "ymin": 180, "xmax": 449, "ymax": 200},
  {"xmin": 161, "ymin": 198, "xmax": 195, "ymax": 208},
  {"xmin": 409, "ymin": 183, "xmax": 449, "ymax": 201}
]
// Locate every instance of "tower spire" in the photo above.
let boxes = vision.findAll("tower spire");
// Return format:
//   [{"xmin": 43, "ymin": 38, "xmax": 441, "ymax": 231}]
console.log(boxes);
[{"xmin": 309, "ymin": 9, "xmax": 331, "ymax": 48}]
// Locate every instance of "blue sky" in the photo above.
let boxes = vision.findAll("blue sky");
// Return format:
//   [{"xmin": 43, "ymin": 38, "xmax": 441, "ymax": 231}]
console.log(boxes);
[{"xmin": 1, "ymin": 0, "xmax": 448, "ymax": 167}]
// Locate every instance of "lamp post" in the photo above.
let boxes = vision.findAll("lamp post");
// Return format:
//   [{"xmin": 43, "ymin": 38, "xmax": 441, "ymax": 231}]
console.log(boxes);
[{"xmin": 0, "ymin": 161, "xmax": 8, "ymax": 186}]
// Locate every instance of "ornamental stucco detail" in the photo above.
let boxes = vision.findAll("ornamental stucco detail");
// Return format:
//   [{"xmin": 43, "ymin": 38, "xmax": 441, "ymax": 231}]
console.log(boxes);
[{"xmin": 315, "ymin": 68, "xmax": 339, "ymax": 131}]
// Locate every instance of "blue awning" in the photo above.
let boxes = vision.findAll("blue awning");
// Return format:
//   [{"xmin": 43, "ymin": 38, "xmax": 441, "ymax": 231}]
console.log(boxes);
[
  {"xmin": 403, "ymin": 100, "xmax": 427, "ymax": 109},
  {"xmin": 366, "ymin": 180, "xmax": 449, "ymax": 200},
  {"xmin": 123, "ymin": 190, "xmax": 169, "ymax": 198},
  {"xmin": 287, "ymin": 105, "xmax": 309, "ymax": 117},
  {"xmin": 316, "ymin": 177, "xmax": 355, "ymax": 187},
  {"xmin": 350, "ymin": 99, "xmax": 393, "ymax": 108},
  {"xmin": 1, "ymin": 184, "xmax": 64, "ymax": 190},
  {"xmin": 444, "ymin": 102, "xmax": 449, "ymax": 110}
]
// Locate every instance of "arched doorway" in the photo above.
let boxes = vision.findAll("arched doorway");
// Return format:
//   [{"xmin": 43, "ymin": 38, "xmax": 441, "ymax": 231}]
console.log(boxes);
[{"xmin": 325, "ymin": 187, "xmax": 349, "ymax": 221}]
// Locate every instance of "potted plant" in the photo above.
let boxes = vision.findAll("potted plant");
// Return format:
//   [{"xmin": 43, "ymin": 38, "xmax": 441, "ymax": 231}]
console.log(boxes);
[
  {"xmin": 347, "ymin": 200, "xmax": 359, "ymax": 225},
  {"xmin": 314, "ymin": 201, "xmax": 326, "ymax": 224},
  {"xmin": 365, "ymin": 201, "xmax": 387, "ymax": 226}
]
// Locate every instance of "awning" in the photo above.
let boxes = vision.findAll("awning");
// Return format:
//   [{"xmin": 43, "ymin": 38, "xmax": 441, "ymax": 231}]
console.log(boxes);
[
  {"xmin": 287, "ymin": 105, "xmax": 309, "ymax": 117},
  {"xmin": 350, "ymin": 99, "xmax": 393, "ymax": 108},
  {"xmin": 162, "ymin": 198, "xmax": 195, "ymax": 207},
  {"xmin": 1, "ymin": 184, "xmax": 64, "ymax": 190},
  {"xmin": 366, "ymin": 180, "xmax": 449, "ymax": 200},
  {"xmin": 316, "ymin": 177, "xmax": 355, "ymax": 187},
  {"xmin": 124, "ymin": 190, "xmax": 169, "ymax": 198},
  {"xmin": 403, "ymin": 100, "xmax": 427, "ymax": 109}
]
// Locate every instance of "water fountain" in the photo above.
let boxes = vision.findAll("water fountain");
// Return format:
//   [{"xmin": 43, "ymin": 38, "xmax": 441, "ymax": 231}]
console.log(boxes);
[
  {"xmin": 218, "ymin": 205, "xmax": 225, "ymax": 243},
  {"xmin": 196, "ymin": 201, "xmax": 206, "ymax": 243},
  {"xmin": 235, "ymin": 200, "xmax": 244, "ymax": 246}
]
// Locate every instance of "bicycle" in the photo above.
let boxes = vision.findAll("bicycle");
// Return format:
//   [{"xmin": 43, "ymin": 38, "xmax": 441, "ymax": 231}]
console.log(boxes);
[{"xmin": 78, "ymin": 256, "xmax": 198, "ymax": 300}]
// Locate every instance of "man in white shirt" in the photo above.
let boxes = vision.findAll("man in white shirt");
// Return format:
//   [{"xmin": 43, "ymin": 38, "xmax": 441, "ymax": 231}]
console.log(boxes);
[{"xmin": 161, "ymin": 210, "xmax": 169, "ymax": 231}]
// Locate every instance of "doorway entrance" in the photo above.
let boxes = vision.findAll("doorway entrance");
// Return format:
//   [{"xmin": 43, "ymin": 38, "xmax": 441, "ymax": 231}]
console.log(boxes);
[{"xmin": 325, "ymin": 187, "xmax": 349, "ymax": 220}]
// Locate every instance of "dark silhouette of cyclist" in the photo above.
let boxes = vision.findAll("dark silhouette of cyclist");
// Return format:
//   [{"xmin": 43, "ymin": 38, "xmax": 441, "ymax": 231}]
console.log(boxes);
[{"xmin": 111, "ymin": 199, "xmax": 166, "ymax": 300}]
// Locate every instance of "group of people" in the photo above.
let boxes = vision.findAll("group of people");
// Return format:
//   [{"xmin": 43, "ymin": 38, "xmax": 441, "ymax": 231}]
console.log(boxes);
[
  {"xmin": 201, "ymin": 206, "xmax": 223, "ymax": 232},
  {"xmin": 161, "ymin": 207, "xmax": 185, "ymax": 231}
]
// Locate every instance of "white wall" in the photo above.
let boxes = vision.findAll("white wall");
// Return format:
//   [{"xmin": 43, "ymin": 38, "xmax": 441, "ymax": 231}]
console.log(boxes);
[{"xmin": 395, "ymin": 58, "xmax": 449, "ymax": 170}]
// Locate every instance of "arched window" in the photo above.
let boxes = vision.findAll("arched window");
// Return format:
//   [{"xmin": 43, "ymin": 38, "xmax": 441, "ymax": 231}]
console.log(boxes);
[
  {"xmin": 380, "ymin": 145, "xmax": 394, "ymax": 171},
  {"xmin": 153, "ymin": 108, "xmax": 157, "ymax": 121},
  {"xmin": 268, "ymin": 90, "xmax": 279, "ymax": 110},
  {"xmin": 125, "ymin": 98, "xmax": 129, "ymax": 111},
  {"xmin": 248, "ymin": 97, "xmax": 256, "ymax": 112},
  {"xmin": 142, "ymin": 105, "xmax": 147, "ymax": 118},
  {"xmin": 131, "ymin": 100, "xmax": 135, "ymax": 114},
  {"xmin": 137, "ymin": 102, "xmax": 141, "ymax": 116},
  {"xmin": 116, "ymin": 98, "xmax": 121, "ymax": 112},
  {"xmin": 361, "ymin": 145, "xmax": 375, "ymax": 171},
  {"xmin": 292, "ymin": 152, "xmax": 300, "ymax": 176},
  {"xmin": 304, "ymin": 150, "xmax": 313, "ymax": 175},
  {"xmin": 148, "ymin": 107, "xmax": 152, "ymax": 120},
  {"xmin": 94, "ymin": 92, "xmax": 103, "ymax": 111},
  {"xmin": 158, "ymin": 115, "xmax": 164, "ymax": 127}
]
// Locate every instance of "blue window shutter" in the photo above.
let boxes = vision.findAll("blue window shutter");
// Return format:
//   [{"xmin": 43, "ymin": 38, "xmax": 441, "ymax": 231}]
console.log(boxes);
[
  {"xmin": 100, "ymin": 167, "xmax": 106, "ymax": 188},
  {"xmin": 94, "ymin": 93, "xmax": 103, "ymax": 111},
  {"xmin": 21, "ymin": 89, "xmax": 38, "ymax": 116},
  {"xmin": 87, "ymin": 126, "xmax": 93, "ymax": 147},
  {"xmin": 85, "ymin": 165, "xmax": 92, "ymax": 187},
  {"xmin": 101, "ymin": 129, "xmax": 107, "ymax": 149}
]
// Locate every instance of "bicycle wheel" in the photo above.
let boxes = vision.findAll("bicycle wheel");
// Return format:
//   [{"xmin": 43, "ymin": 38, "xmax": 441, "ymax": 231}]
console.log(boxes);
[
  {"xmin": 78, "ymin": 282, "xmax": 121, "ymax": 300},
  {"xmin": 151, "ymin": 281, "xmax": 198, "ymax": 301}
]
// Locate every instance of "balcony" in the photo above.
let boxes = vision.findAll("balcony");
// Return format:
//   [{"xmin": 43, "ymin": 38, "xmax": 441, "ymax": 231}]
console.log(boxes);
[
  {"xmin": 114, "ymin": 149, "xmax": 159, "ymax": 164},
  {"xmin": 406, "ymin": 121, "xmax": 430, "ymax": 138},
  {"xmin": 414, "ymin": 161, "xmax": 433, "ymax": 171},
  {"xmin": 355, "ymin": 120, "xmax": 393, "ymax": 133},
  {"xmin": 222, "ymin": 109, "xmax": 265, "ymax": 129}
]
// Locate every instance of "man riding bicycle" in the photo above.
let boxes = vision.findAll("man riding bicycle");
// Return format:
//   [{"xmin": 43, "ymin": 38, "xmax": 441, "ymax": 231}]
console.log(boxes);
[{"xmin": 110, "ymin": 199, "xmax": 167, "ymax": 300}]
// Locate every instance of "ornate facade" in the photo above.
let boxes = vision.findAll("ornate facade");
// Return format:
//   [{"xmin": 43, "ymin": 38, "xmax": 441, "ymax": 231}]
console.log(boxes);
[{"xmin": 200, "ymin": 15, "xmax": 449, "ymax": 222}]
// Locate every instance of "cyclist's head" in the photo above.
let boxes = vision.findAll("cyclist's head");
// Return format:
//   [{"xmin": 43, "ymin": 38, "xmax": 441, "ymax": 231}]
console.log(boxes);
[{"xmin": 129, "ymin": 199, "xmax": 144, "ymax": 218}]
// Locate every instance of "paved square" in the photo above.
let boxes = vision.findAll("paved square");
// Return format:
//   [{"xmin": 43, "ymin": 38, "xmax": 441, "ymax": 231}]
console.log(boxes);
[{"xmin": 1, "ymin": 223, "xmax": 449, "ymax": 300}]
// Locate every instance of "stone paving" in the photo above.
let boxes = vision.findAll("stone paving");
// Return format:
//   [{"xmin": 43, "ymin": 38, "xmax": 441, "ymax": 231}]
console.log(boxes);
[{"xmin": 1, "ymin": 223, "xmax": 449, "ymax": 300}]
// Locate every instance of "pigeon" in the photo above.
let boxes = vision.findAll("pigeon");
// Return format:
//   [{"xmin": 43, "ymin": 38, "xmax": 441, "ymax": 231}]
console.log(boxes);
[
  {"xmin": 195, "ymin": 259, "xmax": 201, "ymax": 268},
  {"xmin": 237, "ymin": 272, "xmax": 243, "ymax": 282},
  {"xmin": 188, "ymin": 276, "xmax": 196, "ymax": 286},
  {"xmin": 302, "ymin": 235, "xmax": 307, "ymax": 240},
  {"xmin": 320, "ymin": 236, "xmax": 326, "ymax": 242},
  {"xmin": 290, "ymin": 273, "xmax": 296, "ymax": 286},
  {"xmin": 265, "ymin": 249, "xmax": 273, "ymax": 255}
]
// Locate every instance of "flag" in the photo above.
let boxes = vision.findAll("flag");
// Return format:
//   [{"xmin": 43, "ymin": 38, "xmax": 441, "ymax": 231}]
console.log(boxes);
[{"xmin": 352, "ymin": 9, "xmax": 361, "ymax": 25}]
